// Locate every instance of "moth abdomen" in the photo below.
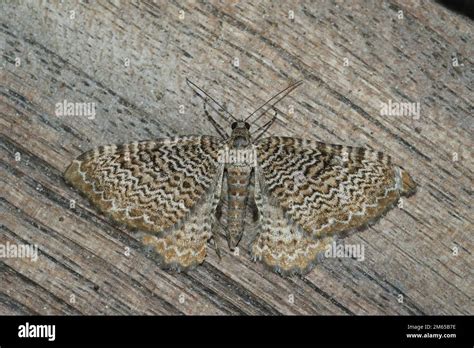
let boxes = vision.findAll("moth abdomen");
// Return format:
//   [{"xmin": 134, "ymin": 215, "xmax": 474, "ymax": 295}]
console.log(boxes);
[{"xmin": 226, "ymin": 164, "xmax": 252, "ymax": 249}]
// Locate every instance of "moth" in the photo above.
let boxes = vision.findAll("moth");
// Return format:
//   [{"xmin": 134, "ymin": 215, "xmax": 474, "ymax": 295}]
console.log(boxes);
[{"xmin": 64, "ymin": 80, "xmax": 416, "ymax": 275}]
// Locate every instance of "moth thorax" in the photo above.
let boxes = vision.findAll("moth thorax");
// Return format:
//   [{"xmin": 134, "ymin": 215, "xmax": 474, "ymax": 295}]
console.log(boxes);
[{"xmin": 233, "ymin": 135, "xmax": 249, "ymax": 148}]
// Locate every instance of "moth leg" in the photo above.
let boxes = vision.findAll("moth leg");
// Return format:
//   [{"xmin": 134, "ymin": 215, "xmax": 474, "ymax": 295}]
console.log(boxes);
[
  {"xmin": 216, "ymin": 168, "xmax": 228, "ymax": 221},
  {"xmin": 215, "ymin": 201, "xmax": 223, "ymax": 221},
  {"xmin": 211, "ymin": 229, "xmax": 222, "ymax": 260},
  {"xmin": 247, "ymin": 171, "xmax": 259, "ymax": 222},
  {"xmin": 212, "ymin": 219, "xmax": 234, "ymax": 260},
  {"xmin": 215, "ymin": 185, "xmax": 225, "ymax": 225},
  {"xmin": 248, "ymin": 198, "xmax": 259, "ymax": 222},
  {"xmin": 211, "ymin": 169, "xmax": 228, "ymax": 260}
]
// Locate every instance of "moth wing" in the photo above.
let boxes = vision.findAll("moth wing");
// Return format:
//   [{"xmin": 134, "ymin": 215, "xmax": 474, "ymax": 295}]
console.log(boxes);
[
  {"xmin": 252, "ymin": 136, "xmax": 416, "ymax": 273},
  {"xmin": 65, "ymin": 135, "xmax": 224, "ymax": 269},
  {"xmin": 252, "ymin": 162, "xmax": 334, "ymax": 274}
]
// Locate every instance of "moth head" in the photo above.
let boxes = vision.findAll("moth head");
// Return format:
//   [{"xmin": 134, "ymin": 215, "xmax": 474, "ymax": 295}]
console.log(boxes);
[
  {"xmin": 231, "ymin": 121, "xmax": 251, "ymax": 130},
  {"xmin": 230, "ymin": 121, "xmax": 251, "ymax": 148}
]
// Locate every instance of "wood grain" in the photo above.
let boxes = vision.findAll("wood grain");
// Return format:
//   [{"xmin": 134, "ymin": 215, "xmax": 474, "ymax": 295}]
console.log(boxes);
[{"xmin": 1, "ymin": 0, "xmax": 472, "ymax": 315}]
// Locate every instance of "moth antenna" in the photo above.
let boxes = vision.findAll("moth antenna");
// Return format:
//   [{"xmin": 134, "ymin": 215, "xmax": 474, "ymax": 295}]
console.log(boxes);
[
  {"xmin": 204, "ymin": 102, "xmax": 229, "ymax": 140},
  {"xmin": 244, "ymin": 80, "xmax": 303, "ymax": 123},
  {"xmin": 186, "ymin": 78, "xmax": 239, "ymax": 122},
  {"xmin": 252, "ymin": 108, "xmax": 279, "ymax": 141}
]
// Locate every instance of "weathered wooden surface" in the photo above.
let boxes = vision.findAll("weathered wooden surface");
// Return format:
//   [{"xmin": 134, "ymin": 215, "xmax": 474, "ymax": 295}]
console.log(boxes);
[{"xmin": 1, "ymin": 0, "xmax": 472, "ymax": 315}]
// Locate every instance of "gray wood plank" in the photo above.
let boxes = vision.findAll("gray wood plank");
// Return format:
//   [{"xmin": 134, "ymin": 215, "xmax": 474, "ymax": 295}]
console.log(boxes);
[{"xmin": 1, "ymin": 0, "xmax": 472, "ymax": 315}]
